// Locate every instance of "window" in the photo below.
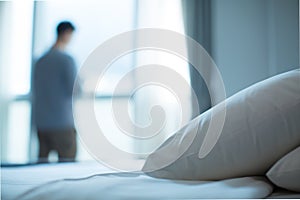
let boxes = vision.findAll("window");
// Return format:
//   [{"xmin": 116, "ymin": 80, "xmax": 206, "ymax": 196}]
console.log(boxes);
[{"xmin": 1, "ymin": 0, "xmax": 191, "ymax": 163}]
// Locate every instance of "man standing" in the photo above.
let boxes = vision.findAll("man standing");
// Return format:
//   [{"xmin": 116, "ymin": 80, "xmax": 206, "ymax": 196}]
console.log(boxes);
[{"xmin": 33, "ymin": 21, "xmax": 77, "ymax": 163}]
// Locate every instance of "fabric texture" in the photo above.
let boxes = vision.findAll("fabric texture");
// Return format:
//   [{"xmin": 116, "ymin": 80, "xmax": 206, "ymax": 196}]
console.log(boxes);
[
  {"xmin": 143, "ymin": 69, "xmax": 300, "ymax": 180},
  {"xmin": 18, "ymin": 173, "xmax": 273, "ymax": 200},
  {"xmin": 1, "ymin": 162, "xmax": 114, "ymax": 200},
  {"xmin": 267, "ymin": 146, "xmax": 300, "ymax": 192},
  {"xmin": 182, "ymin": 0, "xmax": 212, "ymax": 117},
  {"xmin": 32, "ymin": 48, "xmax": 77, "ymax": 130}
]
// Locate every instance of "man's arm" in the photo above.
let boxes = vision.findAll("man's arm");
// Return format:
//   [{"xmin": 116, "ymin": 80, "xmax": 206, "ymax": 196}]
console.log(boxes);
[{"xmin": 63, "ymin": 56, "xmax": 78, "ymax": 97}]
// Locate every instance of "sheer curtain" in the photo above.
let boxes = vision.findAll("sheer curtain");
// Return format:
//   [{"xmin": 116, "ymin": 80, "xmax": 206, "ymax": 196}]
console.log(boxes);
[
  {"xmin": 0, "ymin": 1, "xmax": 34, "ymax": 163},
  {"xmin": 181, "ymin": 0, "xmax": 212, "ymax": 118},
  {"xmin": 133, "ymin": 0, "xmax": 192, "ymax": 155}
]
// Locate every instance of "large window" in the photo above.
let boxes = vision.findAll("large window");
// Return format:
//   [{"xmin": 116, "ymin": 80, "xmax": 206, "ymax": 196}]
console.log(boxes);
[{"xmin": 1, "ymin": 0, "xmax": 191, "ymax": 163}]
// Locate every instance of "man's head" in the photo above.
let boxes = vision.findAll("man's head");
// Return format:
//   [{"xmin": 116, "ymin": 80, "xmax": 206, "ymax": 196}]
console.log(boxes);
[{"xmin": 56, "ymin": 21, "xmax": 75, "ymax": 45}]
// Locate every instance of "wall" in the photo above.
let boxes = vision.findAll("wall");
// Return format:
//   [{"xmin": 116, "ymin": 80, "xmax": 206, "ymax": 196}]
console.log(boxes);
[{"xmin": 211, "ymin": 0, "xmax": 299, "ymax": 97}]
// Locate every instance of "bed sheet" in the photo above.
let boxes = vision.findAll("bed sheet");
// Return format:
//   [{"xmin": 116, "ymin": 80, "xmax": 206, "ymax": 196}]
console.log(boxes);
[
  {"xmin": 267, "ymin": 188, "xmax": 300, "ymax": 199},
  {"xmin": 2, "ymin": 162, "xmax": 275, "ymax": 199},
  {"xmin": 1, "ymin": 161, "xmax": 114, "ymax": 200}
]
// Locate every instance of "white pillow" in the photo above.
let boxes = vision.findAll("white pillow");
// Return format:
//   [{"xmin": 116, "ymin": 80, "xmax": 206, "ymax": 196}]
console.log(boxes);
[
  {"xmin": 267, "ymin": 146, "xmax": 300, "ymax": 192},
  {"xmin": 143, "ymin": 69, "xmax": 300, "ymax": 180}
]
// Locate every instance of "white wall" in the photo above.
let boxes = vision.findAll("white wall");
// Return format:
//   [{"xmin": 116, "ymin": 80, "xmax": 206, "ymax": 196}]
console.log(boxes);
[{"xmin": 211, "ymin": 0, "xmax": 299, "ymax": 97}]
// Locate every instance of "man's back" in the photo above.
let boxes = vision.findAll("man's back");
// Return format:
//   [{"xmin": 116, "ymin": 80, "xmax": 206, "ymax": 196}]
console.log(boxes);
[{"xmin": 33, "ymin": 48, "xmax": 77, "ymax": 131}]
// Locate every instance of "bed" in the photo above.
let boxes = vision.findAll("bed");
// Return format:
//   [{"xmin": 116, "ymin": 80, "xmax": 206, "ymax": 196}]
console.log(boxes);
[
  {"xmin": 1, "ymin": 161, "xmax": 299, "ymax": 200},
  {"xmin": 2, "ymin": 70, "xmax": 300, "ymax": 199},
  {"xmin": 0, "ymin": 162, "xmax": 277, "ymax": 199}
]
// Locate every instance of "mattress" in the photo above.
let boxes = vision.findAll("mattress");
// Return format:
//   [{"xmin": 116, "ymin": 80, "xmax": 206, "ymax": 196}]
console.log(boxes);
[{"xmin": 1, "ymin": 161, "xmax": 295, "ymax": 200}]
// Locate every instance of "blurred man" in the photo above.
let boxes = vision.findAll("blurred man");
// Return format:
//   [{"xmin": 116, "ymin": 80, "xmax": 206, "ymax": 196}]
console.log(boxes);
[{"xmin": 33, "ymin": 21, "xmax": 77, "ymax": 163}]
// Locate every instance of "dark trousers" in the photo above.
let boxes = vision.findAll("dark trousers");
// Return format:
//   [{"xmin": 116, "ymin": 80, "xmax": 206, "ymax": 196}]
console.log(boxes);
[{"xmin": 37, "ymin": 129, "xmax": 77, "ymax": 163}]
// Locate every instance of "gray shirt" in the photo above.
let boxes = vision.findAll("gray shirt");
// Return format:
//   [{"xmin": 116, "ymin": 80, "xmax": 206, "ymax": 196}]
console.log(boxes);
[{"xmin": 32, "ymin": 48, "xmax": 77, "ymax": 131}]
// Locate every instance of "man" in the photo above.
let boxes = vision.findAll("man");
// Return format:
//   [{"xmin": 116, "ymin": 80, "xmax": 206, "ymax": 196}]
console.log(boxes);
[{"xmin": 33, "ymin": 21, "xmax": 77, "ymax": 163}]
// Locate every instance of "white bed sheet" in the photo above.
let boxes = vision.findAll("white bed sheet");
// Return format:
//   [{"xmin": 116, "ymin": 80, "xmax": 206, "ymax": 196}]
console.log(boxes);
[
  {"xmin": 20, "ymin": 173, "xmax": 274, "ymax": 199},
  {"xmin": 2, "ymin": 162, "xmax": 274, "ymax": 200},
  {"xmin": 267, "ymin": 189, "xmax": 300, "ymax": 199},
  {"xmin": 1, "ymin": 161, "xmax": 115, "ymax": 200}
]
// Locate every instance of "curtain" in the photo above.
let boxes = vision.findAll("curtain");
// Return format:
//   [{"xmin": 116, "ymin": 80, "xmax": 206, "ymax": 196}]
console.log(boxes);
[{"xmin": 181, "ymin": 0, "xmax": 212, "ymax": 118}]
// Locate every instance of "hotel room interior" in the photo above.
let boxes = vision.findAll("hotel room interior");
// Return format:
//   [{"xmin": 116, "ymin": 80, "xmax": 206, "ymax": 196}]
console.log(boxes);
[{"xmin": 0, "ymin": 0, "xmax": 300, "ymax": 199}]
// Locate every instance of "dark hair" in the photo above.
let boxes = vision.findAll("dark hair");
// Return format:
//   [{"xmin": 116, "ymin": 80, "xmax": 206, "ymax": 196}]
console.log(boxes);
[{"xmin": 56, "ymin": 21, "xmax": 75, "ymax": 37}]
